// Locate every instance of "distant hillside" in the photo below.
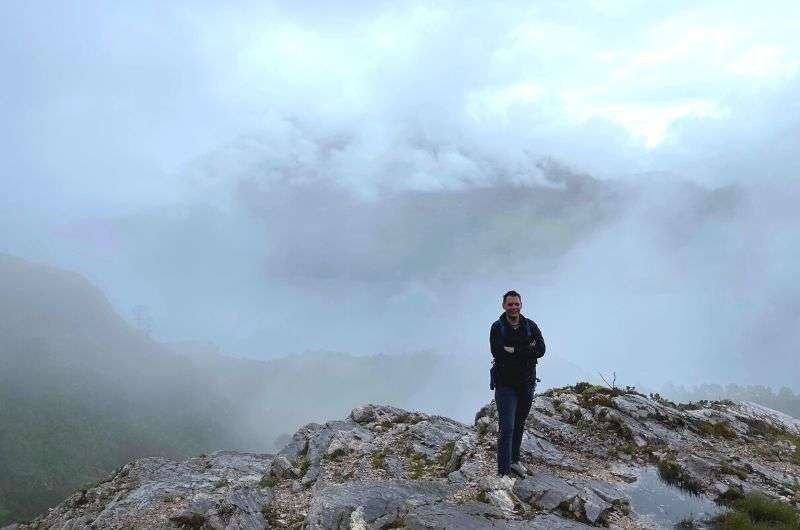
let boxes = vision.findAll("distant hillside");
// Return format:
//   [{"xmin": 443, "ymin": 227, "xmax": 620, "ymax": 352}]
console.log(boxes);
[
  {"xmin": 661, "ymin": 382, "xmax": 800, "ymax": 420},
  {"xmin": 0, "ymin": 253, "xmax": 256, "ymax": 524},
  {"xmin": 0, "ymin": 254, "xmax": 442, "ymax": 525}
]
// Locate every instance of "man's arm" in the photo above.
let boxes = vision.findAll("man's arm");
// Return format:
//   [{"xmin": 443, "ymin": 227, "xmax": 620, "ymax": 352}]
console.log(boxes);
[
  {"xmin": 490, "ymin": 322, "xmax": 512, "ymax": 361},
  {"xmin": 514, "ymin": 319, "xmax": 546, "ymax": 360}
]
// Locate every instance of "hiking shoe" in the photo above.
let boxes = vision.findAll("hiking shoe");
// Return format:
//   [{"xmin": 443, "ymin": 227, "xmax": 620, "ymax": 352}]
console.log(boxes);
[{"xmin": 510, "ymin": 461, "xmax": 527, "ymax": 476}]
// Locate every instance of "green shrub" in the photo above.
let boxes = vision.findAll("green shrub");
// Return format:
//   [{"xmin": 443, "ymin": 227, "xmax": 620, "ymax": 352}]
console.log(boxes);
[{"xmin": 713, "ymin": 492, "xmax": 799, "ymax": 529}]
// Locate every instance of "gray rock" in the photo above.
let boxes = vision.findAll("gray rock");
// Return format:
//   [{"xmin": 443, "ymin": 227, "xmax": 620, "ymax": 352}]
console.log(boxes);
[
  {"xmin": 449, "ymin": 460, "xmax": 484, "ymax": 483},
  {"xmin": 12, "ymin": 453, "xmax": 274, "ymax": 530},
  {"xmin": 350, "ymin": 404, "xmax": 418, "ymax": 425},
  {"xmin": 306, "ymin": 479, "xmax": 454, "ymax": 530},
  {"xmin": 383, "ymin": 454, "xmax": 408, "ymax": 479},
  {"xmin": 269, "ymin": 455, "xmax": 298, "ymax": 479},
  {"xmin": 404, "ymin": 500, "xmax": 507, "ymax": 529},
  {"xmin": 520, "ymin": 432, "xmax": 582, "ymax": 471},
  {"xmin": 513, "ymin": 473, "xmax": 579, "ymax": 508},
  {"xmin": 446, "ymin": 433, "xmax": 477, "ymax": 472},
  {"xmin": 407, "ymin": 418, "xmax": 471, "ymax": 459}
]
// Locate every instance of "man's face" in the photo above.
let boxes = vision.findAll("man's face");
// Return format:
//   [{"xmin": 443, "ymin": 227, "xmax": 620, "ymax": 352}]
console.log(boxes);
[{"xmin": 503, "ymin": 296, "xmax": 521, "ymax": 318}]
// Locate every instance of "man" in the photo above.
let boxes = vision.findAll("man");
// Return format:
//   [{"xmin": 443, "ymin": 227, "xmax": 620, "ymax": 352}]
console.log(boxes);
[{"xmin": 489, "ymin": 290, "xmax": 546, "ymax": 477}]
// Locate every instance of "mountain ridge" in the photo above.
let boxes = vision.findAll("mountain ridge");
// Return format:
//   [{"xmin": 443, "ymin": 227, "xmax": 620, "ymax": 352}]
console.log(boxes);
[{"xmin": 5, "ymin": 386, "xmax": 798, "ymax": 529}]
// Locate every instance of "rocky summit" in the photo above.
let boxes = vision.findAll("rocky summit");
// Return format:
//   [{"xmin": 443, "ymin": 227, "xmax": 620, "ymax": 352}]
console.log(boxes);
[{"xmin": 4, "ymin": 384, "xmax": 799, "ymax": 529}]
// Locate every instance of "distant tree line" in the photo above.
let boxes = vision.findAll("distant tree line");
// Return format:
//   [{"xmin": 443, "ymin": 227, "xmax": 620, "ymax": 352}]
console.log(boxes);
[{"xmin": 661, "ymin": 382, "xmax": 800, "ymax": 419}]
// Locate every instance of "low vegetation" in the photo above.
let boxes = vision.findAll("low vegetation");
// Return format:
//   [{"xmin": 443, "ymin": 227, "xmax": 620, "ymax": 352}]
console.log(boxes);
[
  {"xmin": 370, "ymin": 450, "xmax": 387, "ymax": 469},
  {"xmin": 294, "ymin": 455, "xmax": 310, "ymax": 476},
  {"xmin": 712, "ymin": 492, "xmax": 799, "ymax": 529},
  {"xmin": 258, "ymin": 475, "xmax": 277, "ymax": 488},
  {"xmin": 695, "ymin": 419, "xmax": 737, "ymax": 439},
  {"xmin": 718, "ymin": 460, "xmax": 750, "ymax": 480},
  {"xmin": 657, "ymin": 459, "xmax": 703, "ymax": 493}
]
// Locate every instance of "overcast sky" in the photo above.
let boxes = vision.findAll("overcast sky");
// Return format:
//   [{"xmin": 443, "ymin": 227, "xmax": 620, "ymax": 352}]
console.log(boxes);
[{"xmin": 2, "ymin": 1, "xmax": 798, "ymax": 388}]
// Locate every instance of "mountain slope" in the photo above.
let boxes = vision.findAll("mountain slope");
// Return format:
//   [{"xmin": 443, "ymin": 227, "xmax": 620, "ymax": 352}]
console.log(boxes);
[{"xmin": 0, "ymin": 254, "xmax": 442, "ymax": 525}]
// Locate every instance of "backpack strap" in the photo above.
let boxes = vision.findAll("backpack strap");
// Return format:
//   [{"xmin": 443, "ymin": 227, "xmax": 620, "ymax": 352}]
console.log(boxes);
[{"xmin": 498, "ymin": 317, "xmax": 532, "ymax": 340}]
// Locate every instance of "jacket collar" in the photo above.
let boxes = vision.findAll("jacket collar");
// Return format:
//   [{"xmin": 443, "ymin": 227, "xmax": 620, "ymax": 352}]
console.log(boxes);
[{"xmin": 499, "ymin": 312, "xmax": 525, "ymax": 325}]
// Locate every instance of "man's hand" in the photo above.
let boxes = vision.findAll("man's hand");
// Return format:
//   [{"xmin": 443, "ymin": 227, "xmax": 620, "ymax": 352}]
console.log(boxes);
[{"xmin": 503, "ymin": 346, "xmax": 514, "ymax": 353}]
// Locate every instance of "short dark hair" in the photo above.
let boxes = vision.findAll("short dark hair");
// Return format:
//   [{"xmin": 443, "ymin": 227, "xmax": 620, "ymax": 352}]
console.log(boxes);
[{"xmin": 502, "ymin": 290, "xmax": 522, "ymax": 304}]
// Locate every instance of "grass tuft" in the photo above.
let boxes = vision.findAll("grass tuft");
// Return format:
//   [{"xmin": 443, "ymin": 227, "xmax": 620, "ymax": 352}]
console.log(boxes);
[
  {"xmin": 719, "ymin": 460, "xmax": 750, "ymax": 480},
  {"xmin": 371, "ymin": 450, "xmax": 387, "ymax": 469},
  {"xmin": 697, "ymin": 420, "xmax": 737, "ymax": 439},
  {"xmin": 657, "ymin": 459, "xmax": 703, "ymax": 493},
  {"xmin": 713, "ymin": 492, "xmax": 799, "ymax": 529},
  {"xmin": 294, "ymin": 455, "xmax": 310, "ymax": 476},
  {"xmin": 259, "ymin": 475, "xmax": 277, "ymax": 488},
  {"xmin": 437, "ymin": 441, "xmax": 456, "ymax": 467}
]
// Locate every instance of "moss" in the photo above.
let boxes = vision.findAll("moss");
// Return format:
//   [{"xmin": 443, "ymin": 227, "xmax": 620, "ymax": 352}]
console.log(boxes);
[
  {"xmin": 169, "ymin": 512, "xmax": 206, "ymax": 529},
  {"xmin": 259, "ymin": 475, "xmax": 277, "ymax": 488},
  {"xmin": 259, "ymin": 504, "xmax": 278, "ymax": 526},
  {"xmin": 676, "ymin": 401, "xmax": 705, "ymax": 411},
  {"xmin": 743, "ymin": 418, "xmax": 787, "ymax": 437},
  {"xmin": 564, "ymin": 408, "xmax": 583, "ymax": 425},
  {"xmin": 713, "ymin": 492, "xmax": 799, "ymax": 529},
  {"xmin": 777, "ymin": 433, "xmax": 800, "ymax": 466},
  {"xmin": 717, "ymin": 486, "xmax": 745, "ymax": 505},
  {"xmin": 371, "ymin": 450, "xmax": 387, "ymax": 469},
  {"xmin": 213, "ymin": 478, "xmax": 229, "ymax": 489},
  {"xmin": 585, "ymin": 394, "xmax": 615, "ymax": 408},
  {"xmin": 437, "ymin": 441, "xmax": 456, "ymax": 467},
  {"xmin": 609, "ymin": 416, "xmax": 634, "ymax": 441},
  {"xmin": 294, "ymin": 455, "xmax": 310, "ymax": 476},
  {"xmin": 719, "ymin": 460, "xmax": 750, "ymax": 480},
  {"xmin": 408, "ymin": 453, "xmax": 431, "ymax": 480},
  {"xmin": 657, "ymin": 459, "xmax": 703, "ymax": 493},
  {"xmin": 696, "ymin": 420, "xmax": 737, "ymax": 439},
  {"xmin": 328, "ymin": 447, "xmax": 348, "ymax": 461}
]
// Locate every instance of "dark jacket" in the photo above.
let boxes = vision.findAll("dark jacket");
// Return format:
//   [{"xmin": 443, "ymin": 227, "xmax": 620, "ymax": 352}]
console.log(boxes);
[{"xmin": 489, "ymin": 312, "xmax": 546, "ymax": 388}]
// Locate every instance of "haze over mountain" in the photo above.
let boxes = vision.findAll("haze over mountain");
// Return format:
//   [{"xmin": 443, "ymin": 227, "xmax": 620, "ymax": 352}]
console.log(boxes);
[{"xmin": 2, "ymin": 2, "xmax": 799, "ymax": 391}]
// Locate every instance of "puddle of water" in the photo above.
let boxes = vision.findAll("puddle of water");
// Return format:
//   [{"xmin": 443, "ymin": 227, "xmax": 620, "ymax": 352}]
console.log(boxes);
[{"xmin": 621, "ymin": 466, "xmax": 725, "ymax": 529}]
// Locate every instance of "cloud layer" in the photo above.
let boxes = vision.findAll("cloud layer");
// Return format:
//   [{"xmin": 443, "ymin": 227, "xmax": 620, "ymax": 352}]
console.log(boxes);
[{"xmin": 1, "ymin": 1, "xmax": 799, "ymax": 391}]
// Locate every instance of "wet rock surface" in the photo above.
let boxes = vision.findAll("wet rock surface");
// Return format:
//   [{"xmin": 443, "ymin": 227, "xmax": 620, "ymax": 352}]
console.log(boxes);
[{"xmin": 6, "ymin": 388, "xmax": 799, "ymax": 529}]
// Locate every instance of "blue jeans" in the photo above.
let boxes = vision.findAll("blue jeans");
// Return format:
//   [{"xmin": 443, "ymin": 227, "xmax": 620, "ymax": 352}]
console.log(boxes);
[{"xmin": 495, "ymin": 382, "xmax": 535, "ymax": 475}]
